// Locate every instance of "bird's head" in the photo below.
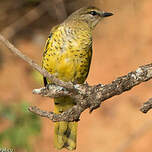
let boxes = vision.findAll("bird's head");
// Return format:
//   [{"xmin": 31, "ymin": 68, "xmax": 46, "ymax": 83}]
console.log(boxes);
[{"xmin": 67, "ymin": 6, "xmax": 113, "ymax": 29}]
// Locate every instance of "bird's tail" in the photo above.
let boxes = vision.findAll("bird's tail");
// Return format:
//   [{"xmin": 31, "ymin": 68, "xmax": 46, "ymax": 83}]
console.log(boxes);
[{"xmin": 54, "ymin": 96, "xmax": 78, "ymax": 150}]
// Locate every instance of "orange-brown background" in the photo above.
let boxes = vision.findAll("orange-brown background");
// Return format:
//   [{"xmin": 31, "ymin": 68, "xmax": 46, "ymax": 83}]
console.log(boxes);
[{"xmin": 0, "ymin": 0, "xmax": 152, "ymax": 152}]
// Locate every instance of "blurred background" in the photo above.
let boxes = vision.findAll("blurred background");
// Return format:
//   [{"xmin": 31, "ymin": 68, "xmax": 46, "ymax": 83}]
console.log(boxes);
[{"xmin": 0, "ymin": 0, "xmax": 152, "ymax": 152}]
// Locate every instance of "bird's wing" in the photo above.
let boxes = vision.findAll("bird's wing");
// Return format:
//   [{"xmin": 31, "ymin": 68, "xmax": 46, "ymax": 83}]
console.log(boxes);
[
  {"xmin": 42, "ymin": 25, "xmax": 59, "ymax": 86},
  {"xmin": 85, "ymin": 46, "xmax": 92, "ymax": 81}
]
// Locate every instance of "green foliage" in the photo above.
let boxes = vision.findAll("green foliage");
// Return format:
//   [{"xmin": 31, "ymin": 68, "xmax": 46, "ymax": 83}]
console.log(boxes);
[{"xmin": 0, "ymin": 102, "xmax": 42, "ymax": 151}]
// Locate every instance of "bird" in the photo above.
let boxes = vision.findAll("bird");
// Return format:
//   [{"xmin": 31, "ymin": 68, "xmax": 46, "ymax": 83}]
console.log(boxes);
[{"xmin": 42, "ymin": 6, "xmax": 113, "ymax": 150}]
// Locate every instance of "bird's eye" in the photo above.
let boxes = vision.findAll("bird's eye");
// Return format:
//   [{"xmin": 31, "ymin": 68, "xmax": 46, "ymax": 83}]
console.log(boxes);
[{"xmin": 89, "ymin": 11, "xmax": 98, "ymax": 16}]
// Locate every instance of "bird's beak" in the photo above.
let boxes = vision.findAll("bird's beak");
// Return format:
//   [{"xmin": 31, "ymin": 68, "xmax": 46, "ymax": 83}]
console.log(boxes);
[{"xmin": 101, "ymin": 12, "xmax": 113, "ymax": 17}]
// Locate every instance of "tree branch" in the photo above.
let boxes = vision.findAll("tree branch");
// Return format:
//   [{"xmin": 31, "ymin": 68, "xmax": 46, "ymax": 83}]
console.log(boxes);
[
  {"xmin": 28, "ymin": 105, "xmax": 82, "ymax": 122},
  {"xmin": 140, "ymin": 98, "xmax": 152, "ymax": 113},
  {"xmin": 32, "ymin": 85, "xmax": 73, "ymax": 98},
  {"xmin": 0, "ymin": 33, "xmax": 152, "ymax": 122}
]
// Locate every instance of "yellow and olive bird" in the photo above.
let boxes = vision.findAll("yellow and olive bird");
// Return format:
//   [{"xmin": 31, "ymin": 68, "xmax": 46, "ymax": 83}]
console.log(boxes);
[{"xmin": 42, "ymin": 6, "xmax": 113, "ymax": 150}]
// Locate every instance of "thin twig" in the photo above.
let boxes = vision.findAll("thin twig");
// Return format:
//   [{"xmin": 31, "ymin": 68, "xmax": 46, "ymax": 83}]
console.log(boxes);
[
  {"xmin": 0, "ymin": 34, "xmax": 74, "ymax": 90},
  {"xmin": 28, "ymin": 105, "xmax": 82, "ymax": 122},
  {"xmin": 140, "ymin": 98, "xmax": 152, "ymax": 113},
  {"xmin": 32, "ymin": 85, "xmax": 73, "ymax": 98}
]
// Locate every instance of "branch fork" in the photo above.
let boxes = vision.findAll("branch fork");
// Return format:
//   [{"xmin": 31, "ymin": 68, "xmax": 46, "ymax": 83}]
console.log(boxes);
[
  {"xmin": 0, "ymin": 33, "xmax": 152, "ymax": 122},
  {"xmin": 30, "ymin": 64, "xmax": 152, "ymax": 122}
]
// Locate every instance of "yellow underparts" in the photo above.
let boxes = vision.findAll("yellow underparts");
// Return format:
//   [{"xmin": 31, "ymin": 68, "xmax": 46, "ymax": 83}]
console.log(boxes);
[{"xmin": 42, "ymin": 23, "xmax": 92, "ymax": 150}]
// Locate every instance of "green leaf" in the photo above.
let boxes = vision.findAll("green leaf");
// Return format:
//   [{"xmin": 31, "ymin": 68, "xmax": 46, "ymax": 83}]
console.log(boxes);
[{"xmin": 0, "ymin": 102, "xmax": 42, "ymax": 151}]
